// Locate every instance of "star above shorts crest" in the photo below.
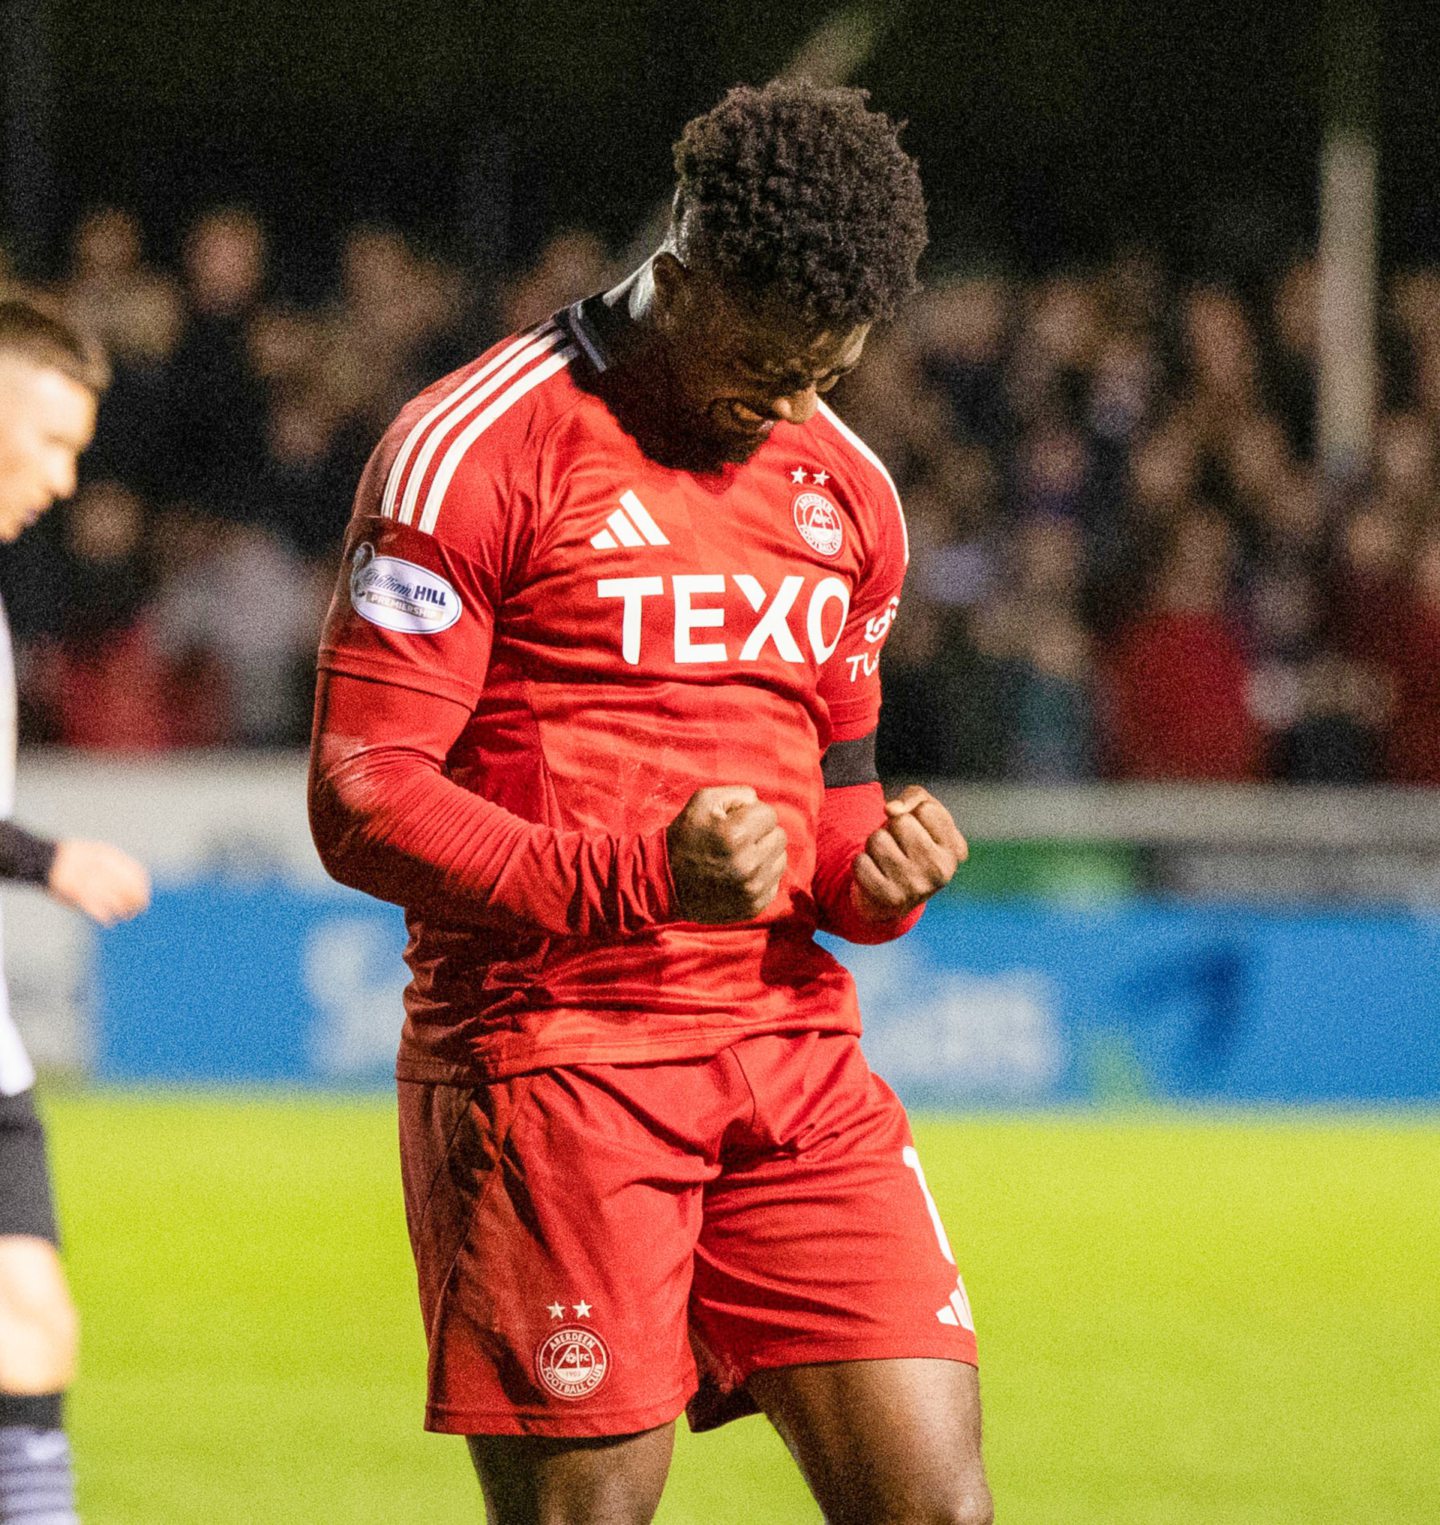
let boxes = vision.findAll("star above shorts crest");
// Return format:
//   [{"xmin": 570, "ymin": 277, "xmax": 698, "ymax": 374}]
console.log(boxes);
[
  {"xmin": 547, "ymin": 1301, "xmax": 565, "ymax": 1319},
  {"xmin": 791, "ymin": 467, "xmax": 807, "ymax": 484},
  {"xmin": 573, "ymin": 1300, "xmax": 592, "ymax": 1318},
  {"xmin": 813, "ymin": 470, "xmax": 829, "ymax": 486}
]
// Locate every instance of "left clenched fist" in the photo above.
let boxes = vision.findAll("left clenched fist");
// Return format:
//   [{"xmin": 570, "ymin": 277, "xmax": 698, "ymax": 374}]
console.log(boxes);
[{"xmin": 851, "ymin": 785, "xmax": 968, "ymax": 922}]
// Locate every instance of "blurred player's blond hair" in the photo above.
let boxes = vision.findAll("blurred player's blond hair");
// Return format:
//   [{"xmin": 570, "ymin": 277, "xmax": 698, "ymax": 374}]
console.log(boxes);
[{"xmin": 0, "ymin": 290, "xmax": 110, "ymax": 393}]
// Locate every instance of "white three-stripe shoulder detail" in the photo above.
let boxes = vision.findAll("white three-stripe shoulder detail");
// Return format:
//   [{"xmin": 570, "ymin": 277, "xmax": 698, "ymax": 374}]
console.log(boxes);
[
  {"xmin": 380, "ymin": 321, "xmax": 558, "ymax": 521},
  {"xmin": 816, "ymin": 400, "xmax": 910, "ymax": 565},
  {"xmin": 399, "ymin": 326, "xmax": 567, "ymax": 527},
  {"xmin": 417, "ymin": 346, "xmax": 578, "ymax": 536}
]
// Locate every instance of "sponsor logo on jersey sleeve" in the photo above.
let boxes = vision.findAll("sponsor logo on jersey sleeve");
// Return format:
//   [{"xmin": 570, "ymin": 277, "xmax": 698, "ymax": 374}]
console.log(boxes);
[
  {"xmin": 844, "ymin": 594, "xmax": 902, "ymax": 681},
  {"xmin": 349, "ymin": 542, "xmax": 461, "ymax": 634},
  {"xmin": 864, "ymin": 596, "xmax": 901, "ymax": 645}
]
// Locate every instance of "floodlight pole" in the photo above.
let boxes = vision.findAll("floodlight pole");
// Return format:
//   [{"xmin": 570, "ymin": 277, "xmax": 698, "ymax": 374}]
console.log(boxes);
[{"xmin": 1317, "ymin": 0, "xmax": 1379, "ymax": 484}]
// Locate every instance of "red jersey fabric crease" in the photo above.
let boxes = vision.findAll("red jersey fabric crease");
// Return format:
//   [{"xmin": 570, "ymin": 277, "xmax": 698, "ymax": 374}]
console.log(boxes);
[{"xmin": 313, "ymin": 313, "xmax": 915, "ymax": 1086}]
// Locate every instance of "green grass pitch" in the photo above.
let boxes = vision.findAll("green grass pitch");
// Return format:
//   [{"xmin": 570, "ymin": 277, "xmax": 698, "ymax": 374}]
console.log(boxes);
[{"xmin": 42, "ymin": 1093, "xmax": 1439, "ymax": 1523}]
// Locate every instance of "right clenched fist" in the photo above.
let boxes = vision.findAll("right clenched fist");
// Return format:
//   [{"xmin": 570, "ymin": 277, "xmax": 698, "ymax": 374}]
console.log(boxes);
[{"xmin": 667, "ymin": 785, "xmax": 788, "ymax": 924}]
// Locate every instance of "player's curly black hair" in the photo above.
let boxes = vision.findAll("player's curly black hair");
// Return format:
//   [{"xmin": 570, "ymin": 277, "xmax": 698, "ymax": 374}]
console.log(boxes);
[{"xmin": 672, "ymin": 81, "xmax": 928, "ymax": 330}]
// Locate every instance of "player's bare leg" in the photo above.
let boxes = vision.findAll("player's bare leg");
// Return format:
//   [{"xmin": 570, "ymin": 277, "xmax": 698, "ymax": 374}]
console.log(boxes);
[
  {"xmin": 466, "ymin": 1423, "xmax": 674, "ymax": 1525},
  {"xmin": 0, "ymin": 1239, "xmax": 77, "ymax": 1394},
  {"xmin": 0, "ymin": 1236, "xmax": 80, "ymax": 1524},
  {"xmin": 750, "ymin": 1357, "xmax": 992, "ymax": 1525}
]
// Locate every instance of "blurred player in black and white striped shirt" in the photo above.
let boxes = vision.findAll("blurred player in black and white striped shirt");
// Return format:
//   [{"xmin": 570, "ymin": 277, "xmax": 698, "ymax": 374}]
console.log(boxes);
[{"xmin": 0, "ymin": 298, "xmax": 149, "ymax": 1525}]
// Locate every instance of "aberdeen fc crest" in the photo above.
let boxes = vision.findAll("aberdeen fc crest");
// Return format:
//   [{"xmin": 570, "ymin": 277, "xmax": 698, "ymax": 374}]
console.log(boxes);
[
  {"xmin": 536, "ymin": 1327, "xmax": 610, "ymax": 1400},
  {"xmin": 793, "ymin": 490, "xmax": 844, "ymax": 557}
]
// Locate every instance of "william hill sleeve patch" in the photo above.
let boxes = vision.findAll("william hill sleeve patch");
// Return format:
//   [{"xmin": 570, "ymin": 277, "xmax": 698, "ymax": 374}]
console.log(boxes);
[{"xmin": 349, "ymin": 543, "xmax": 462, "ymax": 634}]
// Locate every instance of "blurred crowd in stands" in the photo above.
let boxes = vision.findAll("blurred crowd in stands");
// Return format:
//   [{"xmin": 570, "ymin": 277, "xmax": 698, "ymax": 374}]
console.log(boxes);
[{"xmin": 2, "ymin": 205, "xmax": 1439, "ymax": 785}]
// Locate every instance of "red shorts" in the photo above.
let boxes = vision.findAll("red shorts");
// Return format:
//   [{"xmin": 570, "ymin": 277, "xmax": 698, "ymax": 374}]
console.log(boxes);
[{"xmin": 397, "ymin": 1030, "xmax": 978, "ymax": 1438}]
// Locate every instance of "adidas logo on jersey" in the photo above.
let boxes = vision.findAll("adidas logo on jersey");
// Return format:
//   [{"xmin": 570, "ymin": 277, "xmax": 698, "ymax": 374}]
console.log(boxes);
[{"xmin": 591, "ymin": 492, "xmax": 670, "ymax": 551}]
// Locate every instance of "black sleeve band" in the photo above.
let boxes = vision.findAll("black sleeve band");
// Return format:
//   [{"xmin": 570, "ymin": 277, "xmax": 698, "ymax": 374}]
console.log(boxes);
[
  {"xmin": 0, "ymin": 820, "xmax": 58, "ymax": 886},
  {"xmin": 821, "ymin": 732, "xmax": 880, "ymax": 789}
]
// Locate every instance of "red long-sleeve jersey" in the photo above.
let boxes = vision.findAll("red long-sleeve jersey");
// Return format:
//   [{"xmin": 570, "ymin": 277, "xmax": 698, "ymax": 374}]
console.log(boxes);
[{"xmin": 311, "ymin": 305, "xmax": 917, "ymax": 1084}]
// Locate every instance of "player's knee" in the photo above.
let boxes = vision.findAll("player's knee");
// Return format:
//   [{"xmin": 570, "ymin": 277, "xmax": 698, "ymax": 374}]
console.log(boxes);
[
  {"xmin": 944, "ymin": 1486, "xmax": 995, "ymax": 1525},
  {"xmin": 0, "ymin": 1310, "xmax": 77, "ymax": 1391},
  {"xmin": 943, "ymin": 1478, "xmax": 995, "ymax": 1525},
  {"xmin": 46, "ymin": 1292, "xmax": 80, "ymax": 1384},
  {"xmin": 859, "ymin": 1482, "xmax": 994, "ymax": 1525},
  {"xmin": 900, "ymin": 1497, "xmax": 993, "ymax": 1525},
  {"xmin": 0, "ymin": 1253, "xmax": 79, "ymax": 1392}
]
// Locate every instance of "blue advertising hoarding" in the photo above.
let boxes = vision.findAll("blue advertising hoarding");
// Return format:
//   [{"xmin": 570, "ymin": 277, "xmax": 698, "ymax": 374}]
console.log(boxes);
[
  {"xmin": 840, "ymin": 900, "xmax": 1440, "ymax": 1105},
  {"xmin": 95, "ymin": 878, "xmax": 1440, "ymax": 1104},
  {"xmin": 96, "ymin": 880, "xmax": 410, "ymax": 1087}
]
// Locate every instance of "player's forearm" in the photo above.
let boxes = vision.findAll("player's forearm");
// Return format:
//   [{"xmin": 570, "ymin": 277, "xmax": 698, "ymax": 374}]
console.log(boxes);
[
  {"xmin": 0, "ymin": 820, "xmax": 58, "ymax": 887},
  {"xmin": 811, "ymin": 782, "xmax": 923, "ymax": 944},
  {"xmin": 309, "ymin": 676, "xmax": 677, "ymax": 938}
]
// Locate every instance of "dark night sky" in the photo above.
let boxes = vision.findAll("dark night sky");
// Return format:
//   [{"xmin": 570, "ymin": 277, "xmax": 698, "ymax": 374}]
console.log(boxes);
[{"xmin": 8, "ymin": 0, "xmax": 1440, "ymax": 286}]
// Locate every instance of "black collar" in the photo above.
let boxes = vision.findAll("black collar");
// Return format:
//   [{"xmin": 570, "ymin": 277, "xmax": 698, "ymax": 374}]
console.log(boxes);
[{"xmin": 558, "ymin": 293, "xmax": 622, "ymax": 375}]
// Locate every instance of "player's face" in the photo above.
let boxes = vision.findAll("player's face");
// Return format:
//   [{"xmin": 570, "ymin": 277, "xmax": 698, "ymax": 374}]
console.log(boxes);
[
  {"xmin": 655, "ymin": 258, "xmax": 870, "ymax": 465},
  {"xmin": 0, "ymin": 359, "xmax": 97, "ymax": 541}
]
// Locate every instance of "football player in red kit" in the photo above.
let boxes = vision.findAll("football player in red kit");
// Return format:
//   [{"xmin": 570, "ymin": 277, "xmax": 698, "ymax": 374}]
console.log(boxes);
[{"xmin": 310, "ymin": 82, "xmax": 992, "ymax": 1525}]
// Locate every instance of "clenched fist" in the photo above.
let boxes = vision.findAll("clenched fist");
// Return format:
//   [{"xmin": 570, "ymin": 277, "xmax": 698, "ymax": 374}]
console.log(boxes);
[
  {"xmin": 667, "ymin": 786, "xmax": 788, "ymax": 924},
  {"xmin": 47, "ymin": 839, "xmax": 151, "ymax": 927},
  {"xmin": 852, "ymin": 784, "xmax": 967, "ymax": 921}
]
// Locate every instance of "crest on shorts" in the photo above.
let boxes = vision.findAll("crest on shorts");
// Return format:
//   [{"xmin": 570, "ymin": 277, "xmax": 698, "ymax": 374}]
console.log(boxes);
[
  {"xmin": 792, "ymin": 490, "xmax": 844, "ymax": 557},
  {"xmin": 535, "ymin": 1326, "xmax": 610, "ymax": 1400}
]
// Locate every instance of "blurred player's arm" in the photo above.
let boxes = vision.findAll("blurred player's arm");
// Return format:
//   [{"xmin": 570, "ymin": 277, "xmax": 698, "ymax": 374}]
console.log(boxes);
[
  {"xmin": 0, "ymin": 819, "xmax": 54, "ymax": 885},
  {"xmin": 0, "ymin": 820, "xmax": 150, "ymax": 925}
]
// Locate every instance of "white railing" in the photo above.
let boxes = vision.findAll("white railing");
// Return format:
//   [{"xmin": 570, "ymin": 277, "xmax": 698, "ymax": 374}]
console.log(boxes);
[{"xmin": 929, "ymin": 782, "xmax": 1440, "ymax": 849}]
